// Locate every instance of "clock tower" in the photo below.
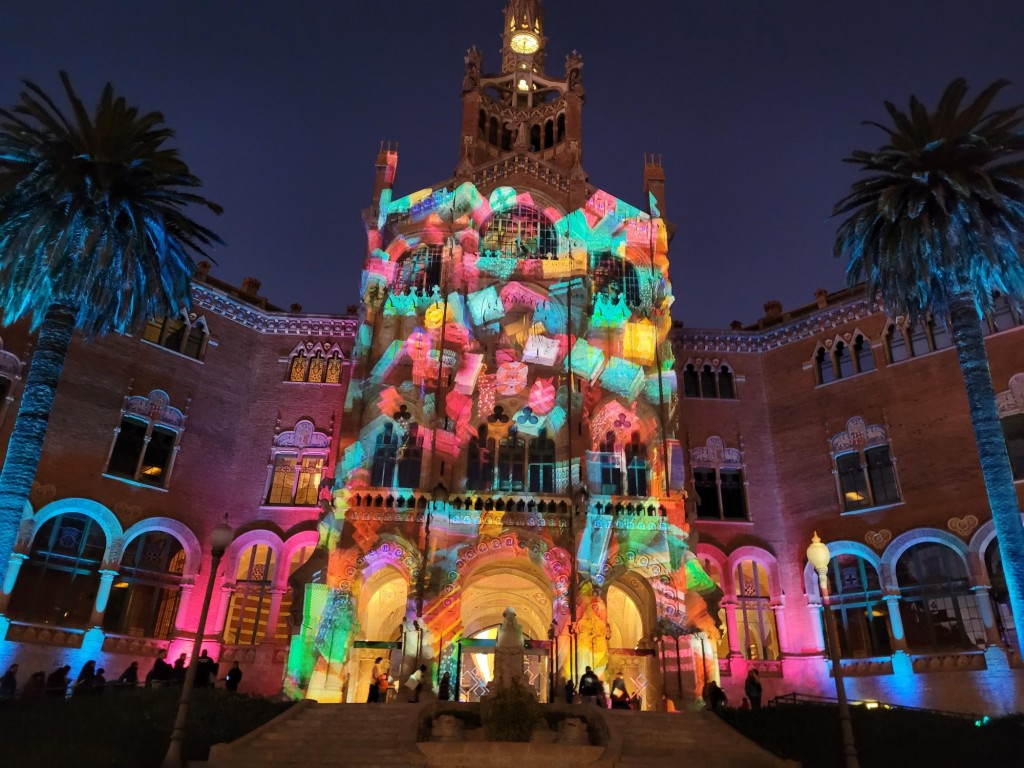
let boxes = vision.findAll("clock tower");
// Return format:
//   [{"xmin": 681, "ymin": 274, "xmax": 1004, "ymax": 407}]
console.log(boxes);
[{"xmin": 502, "ymin": 0, "xmax": 546, "ymax": 74}]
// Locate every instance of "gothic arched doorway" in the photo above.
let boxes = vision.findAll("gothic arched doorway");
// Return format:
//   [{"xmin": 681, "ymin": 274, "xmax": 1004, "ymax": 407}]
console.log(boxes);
[
  {"xmin": 457, "ymin": 561, "xmax": 554, "ymax": 702},
  {"xmin": 347, "ymin": 566, "xmax": 408, "ymax": 702}
]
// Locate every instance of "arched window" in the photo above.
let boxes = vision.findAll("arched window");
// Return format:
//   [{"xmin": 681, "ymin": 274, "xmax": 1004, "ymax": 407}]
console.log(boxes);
[
  {"xmin": 466, "ymin": 425, "xmax": 493, "ymax": 491},
  {"xmin": 396, "ymin": 244, "xmax": 443, "ymax": 293},
  {"xmin": 289, "ymin": 350, "xmax": 309, "ymax": 382},
  {"xmin": 822, "ymin": 554, "xmax": 890, "ymax": 658},
  {"xmin": 224, "ymin": 544, "xmax": 277, "ymax": 645},
  {"xmin": 853, "ymin": 334, "xmax": 874, "ymax": 373},
  {"xmin": 907, "ymin": 321, "xmax": 930, "ymax": 356},
  {"xmin": 625, "ymin": 432, "xmax": 649, "ymax": 497},
  {"xmin": 718, "ymin": 365, "xmax": 736, "ymax": 399},
  {"xmin": 480, "ymin": 205, "xmax": 559, "ymax": 259},
  {"xmin": 985, "ymin": 541, "xmax": 1017, "ymax": 646},
  {"xmin": 103, "ymin": 532, "xmax": 184, "ymax": 638},
  {"xmin": 267, "ymin": 455, "xmax": 325, "ymax": 505},
  {"xmin": 691, "ymin": 436, "xmax": 747, "ymax": 520},
  {"xmin": 831, "ymin": 418, "xmax": 901, "ymax": 511},
  {"xmin": 277, "ymin": 545, "xmax": 315, "ymax": 642},
  {"xmin": 395, "ymin": 424, "xmax": 424, "ymax": 488},
  {"xmin": 7, "ymin": 513, "xmax": 106, "ymax": 626},
  {"xmin": 488, "ymin": 116, "xmax": 498, "ymax": 146},
  {"xmin": 896, "ymin": 543, "xmax": 983, "ymax": 651},
  {"xmin": 682, "ymin": 364, "xmax": 700, "ymax": 398},
  {"xmin": 478, "ymin": 109, "xmax": 486, "ymax": 136},
  {"xmin": 107, "ymin": 417, "xmax": 178, "ymax": 489},
  {"xmin": 598, "ymin": 431, "xmax": 622, "ymax": 495},
  {"xmin": 928, "ymin": 317, "xmax": 952, "ymax": 350},
  {"xmin": 371, "ymin": 423, "xmax": 400, "ymax": 487},
  {"xmin": 556, "ymin": 113, "xmax": 565, "ymax": 142},
  {"xmin": 988, "ymin": 295, "xmax": 1021, "ymax": 332},
  {"xmin": 593, "ymin": 254, "xmax": 641, "ymax": 306},
  {"xmin": 529, "ymin": 124, "xmax": 541, "ymax": 152},
  {"xmin": 816, "ymin": 347, "xmax": 836, "ymax": 384},
  {"xmin": 885, "ymin": 324, "xmax": 908, "ymax": 363},
  {"xmin": 497, "ymin": 427, "xmax": 526, "ymax": 491},
  {"xmin": 543, "ymin": 119, "xmax": 554, "ymax": 149},
  {"xmin": 700, "ymin": 365, "xmax": 717, "ymax": 398},
  {"xmin": 834, "ymin": 341, "xmax": 854, "ymax": 378},
  {"xmin": 528, "ymin": 429, "xmax": 555, "ymax": 492},
  {"xmin": 734, "ymin": 560, "xmax": 778, "ymax": 660},
  {"xmin": 142, "ymin": 313, "xmax": 209, "ymax": 360}
]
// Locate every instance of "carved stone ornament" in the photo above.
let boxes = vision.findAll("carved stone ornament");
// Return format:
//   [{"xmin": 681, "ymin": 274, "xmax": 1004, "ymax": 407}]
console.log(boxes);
[
  {"xmin": 29, "ymin": 481, "xmax": 57, "ymax": 506},
  {"xmin": 864, "ymin": 529, "xmax": 892, "ymax": 550},
  {"xmin": 947, "ymin": 515, "xmax": 979, "ymax": 538}
]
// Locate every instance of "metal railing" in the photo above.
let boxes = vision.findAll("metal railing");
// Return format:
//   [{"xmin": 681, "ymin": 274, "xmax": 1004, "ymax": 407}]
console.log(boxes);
[{"xmin": 767, "ymin": 691, "xmax": 979, "ymax": 720}]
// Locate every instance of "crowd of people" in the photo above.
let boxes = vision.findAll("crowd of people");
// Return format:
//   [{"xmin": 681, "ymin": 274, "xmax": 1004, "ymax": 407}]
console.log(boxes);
[{"xmin": 0, "ymin": 651, "xmax": 243, "ymax": 701}]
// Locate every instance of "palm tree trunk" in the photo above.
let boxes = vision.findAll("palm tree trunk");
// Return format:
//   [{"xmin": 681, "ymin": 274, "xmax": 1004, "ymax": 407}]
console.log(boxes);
[
  {"xmin": 0, "ymin": 302, "xmax": 77, "ymax": 586},
  {"xmin": 949, "ymin": 292, "xmax": 1024, "ymax": 646}
]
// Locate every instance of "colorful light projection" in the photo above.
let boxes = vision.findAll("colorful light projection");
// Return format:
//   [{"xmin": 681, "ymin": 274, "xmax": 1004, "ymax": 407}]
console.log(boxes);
[{"xmin": 288, "ymin": 179, "xmax": 719, "ymax": 702}]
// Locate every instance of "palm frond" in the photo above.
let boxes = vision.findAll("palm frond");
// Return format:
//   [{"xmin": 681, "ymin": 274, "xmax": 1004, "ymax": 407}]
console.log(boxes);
[{"xmin": 0, "ymin": 72, "xmax": 222, "ymax": 337}]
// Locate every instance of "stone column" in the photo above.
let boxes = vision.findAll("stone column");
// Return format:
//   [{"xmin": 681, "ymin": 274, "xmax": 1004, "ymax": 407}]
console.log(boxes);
[
  {"xmin": 805, "ymin": 600, "xmax": 826, "ymax": 653},
  {"xmin": 721, "ymin": 597, "xmax": 742, "ymax": 657},
  {"xmin": 882, "ymin": 592, "xmax": 909, "ymax": 652},
  {"xmin": 173, "ymin": 580, "xmax": 195, "ymax": 632},
  {"xmin": 770, "ymin": 600, "xmax": 789, "ymax": 657},
  {"xmin": 0, "ymin": 552, "xmax": 28, "ymax": 613},
  {"xmin": 971, "ymin": 585, "xmax": 1004, "ymax": 646},
  {"xmin": 213, "ymin": 585, "xmax": 235, "ymax": 639},
  {"xmin": 90, "ymin": 569, "xmax": 119, "ymax": 626}
]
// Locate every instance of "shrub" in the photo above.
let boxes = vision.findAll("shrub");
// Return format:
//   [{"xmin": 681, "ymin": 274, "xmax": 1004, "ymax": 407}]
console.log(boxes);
[{"xmin": 481, "ymin": 681, "xmax": 541, "ymax": 742}]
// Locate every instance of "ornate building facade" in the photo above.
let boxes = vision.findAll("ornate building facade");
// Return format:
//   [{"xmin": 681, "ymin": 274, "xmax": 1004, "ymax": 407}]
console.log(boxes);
[
  {"xmin": 0, "ymin": 0, "xmax": 1022, "ymax": 713},
  {"xmin": 287, "ymin": 0, "xmax": 714, "ymax": 707}
]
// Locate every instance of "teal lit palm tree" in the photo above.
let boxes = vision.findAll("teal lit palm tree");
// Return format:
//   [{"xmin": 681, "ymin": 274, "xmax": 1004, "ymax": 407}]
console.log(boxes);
[
  {"xmin": 834, "ymin": 78, "xmax": 1024, "ymax": 640},
  {"xmin": 0, "ymin": 73, "xmax": 221, "ymax": 583}
]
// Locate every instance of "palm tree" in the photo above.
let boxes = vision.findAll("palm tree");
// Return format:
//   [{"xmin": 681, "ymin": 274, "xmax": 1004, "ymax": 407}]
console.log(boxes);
[
  {"xmin": 833, "ymin": 78, "xmax": 1024, "ymax": 643},
  {"xmin": 0, "ymin": 73, "xmax": 221, "ymax": 583}
]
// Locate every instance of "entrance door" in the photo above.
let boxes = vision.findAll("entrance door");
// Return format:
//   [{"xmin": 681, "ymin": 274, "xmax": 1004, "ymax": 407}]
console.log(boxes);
[
  {"xmin": 350, "ymin": 640, "xmax": 402, "ymax": 703},
  {"xmin": 456, "ymin": 637, "xmax": 552, "ymax": 702}
]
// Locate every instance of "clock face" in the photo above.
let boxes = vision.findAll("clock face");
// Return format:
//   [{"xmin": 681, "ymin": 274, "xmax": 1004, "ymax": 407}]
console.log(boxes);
[{"xmin": 510, "ymin": 32, "xmax": 539, "ymax": 55}]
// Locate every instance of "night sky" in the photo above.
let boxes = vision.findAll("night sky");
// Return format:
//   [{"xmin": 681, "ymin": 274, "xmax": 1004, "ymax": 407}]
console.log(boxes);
[{"xmin": 3, "ymin": 1, "xmax": 1022, "ymax": 328}]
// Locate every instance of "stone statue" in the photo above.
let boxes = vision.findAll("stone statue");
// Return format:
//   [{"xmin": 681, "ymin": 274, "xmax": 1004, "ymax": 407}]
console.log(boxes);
[{"xmin": 491, "ymin": 607, "xmax": 525, "ymax": 689}]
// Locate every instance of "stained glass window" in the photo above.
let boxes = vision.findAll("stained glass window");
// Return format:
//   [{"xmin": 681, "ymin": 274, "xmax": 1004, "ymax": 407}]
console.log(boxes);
[{"xmin": 480, "ymin": 205, "xmax": 559, "ymax": 259}]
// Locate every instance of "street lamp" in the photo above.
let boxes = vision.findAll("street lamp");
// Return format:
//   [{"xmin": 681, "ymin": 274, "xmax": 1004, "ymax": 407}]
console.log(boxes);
[
  {"xmin": 807, "ymin": 532, "xmax": 859, "ymax": 768},
  {"xmin": 160, "ymin": 520, "xmax": 234, "ymax": 768}
]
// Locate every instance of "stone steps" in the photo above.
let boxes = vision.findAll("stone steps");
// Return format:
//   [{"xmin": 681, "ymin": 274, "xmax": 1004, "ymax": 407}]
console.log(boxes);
[
  {"xmin": 203, "ymin": 702, "xmax": 795, "ymax": 768},
  {"xmin": 605, "ymin": 710, "xmax": 795, "ymax": 768}
]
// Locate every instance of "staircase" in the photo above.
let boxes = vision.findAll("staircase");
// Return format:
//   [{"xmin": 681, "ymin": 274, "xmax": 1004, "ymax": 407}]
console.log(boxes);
[
  {"xmin": 205, "ymin": 701, "xmax": 426, "ymax": 768},
  {"xmin": 204, "ymin": 703, "xmax": 795, "ymax": 768},
  {"xmin": 606, "ymin": 710, "xmax": 796, "ymax": 768}
]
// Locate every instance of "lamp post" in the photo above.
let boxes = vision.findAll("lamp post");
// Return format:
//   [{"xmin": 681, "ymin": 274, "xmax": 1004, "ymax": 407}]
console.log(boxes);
[
  {"xmin": 807, "ymin": 532, "xmax": 859, "ymax": 768},
  {"xmin": 568, "ymin": 485, "xmax": 589, "ymax": 686},
  {"xmin": 160, "ymin": 520, "xmax": 234, "ymax": 768}
]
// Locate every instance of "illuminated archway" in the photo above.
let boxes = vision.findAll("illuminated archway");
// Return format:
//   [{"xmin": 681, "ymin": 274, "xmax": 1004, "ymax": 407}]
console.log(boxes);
[
  {"xmin": 461, "ymin": 561, "xmax": 553, "ymax": 639},
  {"xmin": 358, "ymin": 565, "xmax": 408, "ymax": 641}
]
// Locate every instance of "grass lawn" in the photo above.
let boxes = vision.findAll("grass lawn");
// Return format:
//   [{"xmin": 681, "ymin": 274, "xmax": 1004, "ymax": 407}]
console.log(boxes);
[
  {"xmin": 0, "ymin": 688, "xmax": 292, "ymax": 767},
  {"xmin": 719, "ymin": 703, "xmax": 1024, "ymax": 767}
]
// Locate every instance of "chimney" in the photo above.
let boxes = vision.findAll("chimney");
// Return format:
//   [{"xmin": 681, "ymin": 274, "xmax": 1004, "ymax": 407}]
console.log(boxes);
[
  {"xmin": 195, "ymin": 261, "xmax": 212, "ymax": 279},
  {"xmin": 241, "ymin": 277, "xmax": 262, "ymax": 297},
  {"xmin": 814, "ymin": 289, "xmax": 829, "ymax": 308},
  {"xmin": 763, "ymin": 300, "xmax": 783, "ymax": 320},
  {"xmin": 729, "ymin": 320, "xmax": 743, "ymax": 331},
  {"xmin": 289, "ymin": 303, "xmax": 303, "ymax": 313}
]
